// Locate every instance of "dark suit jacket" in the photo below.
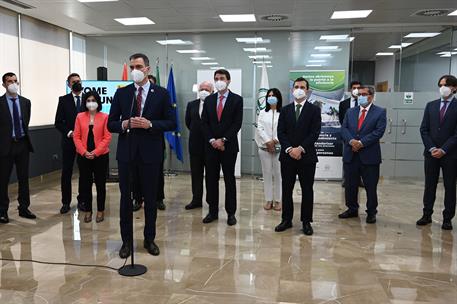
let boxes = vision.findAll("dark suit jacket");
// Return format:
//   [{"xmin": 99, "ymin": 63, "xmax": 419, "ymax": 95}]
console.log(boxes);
[
  {"xmin": 341, "ymin": 104, "xmax": 387, "ymax": 165},
  {"xmin": 277, "ymin": 101, "xmax": 321, "ymax": 164},
  {"xmin": 185, "ymin": 99, "xmax": 205, "ymax": 156},
  {"xmin": 108, "ymin": 83, "xmax": 176, "ymax": 164},
  {"xmin": 338, "ymin": 98, "xmax": 351, "ymax": 125},
  {"xmin": 201, "ymin": 91, "xmax": 243, "ymax": 154},
  {"xmin": 420, "ymin": 97, "xmax": 457, "ymax": 159},
  {"xmin": 0, "ymin": 94, "xmax": 34, "ymax": 157},
  {"xmin": 55, "ymin": 93, "xmax": 80, "ymax": 149}
]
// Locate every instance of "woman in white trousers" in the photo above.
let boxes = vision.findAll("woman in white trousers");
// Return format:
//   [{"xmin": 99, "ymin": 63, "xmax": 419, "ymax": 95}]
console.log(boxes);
[{"xmin": 255, "ymin": 88, "xmax": 283, "ymax": 211}]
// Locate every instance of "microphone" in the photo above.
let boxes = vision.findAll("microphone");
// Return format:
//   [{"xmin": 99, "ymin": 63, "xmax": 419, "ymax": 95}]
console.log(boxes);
[{"xmin": 127, "ymin": 86, "xmax": 137, "ymax": 133}]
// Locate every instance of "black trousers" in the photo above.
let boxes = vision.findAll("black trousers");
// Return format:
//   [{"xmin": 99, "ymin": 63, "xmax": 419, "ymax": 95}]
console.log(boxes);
[
  {"xmin": 119, "ymin": 159, "xmax": 160, "ymax": 243},
  {"xmin": 423, "ymin": 156, "xmax": 457, "ymax": 220},
  {"xmin": 0, "ymin": 139, "xmax": 30, "ymax": 213},
  {"xmin": 205, "ymin": 148, "xmax": 237, "ymax": 216},
  {"xmin": 61, "ymin": 144, "xmax": 81, "ymax": 206},
  {"xmin": 133, "ymin": 151, "xmax": 165, "ymax": 202},
  {"xmin": 344, "ymin": 154, "xmax": 380, "ymax": 215},
  {"xmin": 281, "ymin": 161, "xmax": 316, "ymax": 223},
  {"xmin": 77, "ymin": 154, "xmax": 109, "ymax": 212},
  {"xmin": 190, "ymin": 152, "xmax": 205, "ymax": 204}
]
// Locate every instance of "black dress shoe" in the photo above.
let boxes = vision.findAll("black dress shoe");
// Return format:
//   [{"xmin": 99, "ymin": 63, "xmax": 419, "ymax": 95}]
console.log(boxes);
[
  {"xmin": 157, "ymin": 200, "xmax": 166, "ymax": 211},
  {"xmin": 119, "ymin": 243, "xmax": 131, "ymax": 259},
  {"xmin": 275, "ymin": 220, "xmax": 292, "ymax": 232},
  {"xmin": 0, "ymin": 213, "xmax": 9, "ymax": 224},
  {"xmin": 60, "ymin": 204, "xmax": 71, "ymax": 214},
  {"xmin": 227, "ymin": 214, "xmax": 237, "ymax": 226},
  {"xmin": 338, "ymin": 209, "xmax": 358, "ymax": 219},
  {"xmin": 133, "ymin": 200, "xmax": 142, "ymax": 212},
  {"xmin": 202, "ymin": 213, "xmax": 218, "ymax": 224},
  {"xmin": 366, "ymin": 214, "xmax": 377, "ymax": 224},
  {"xmin": 18, "ymin": 208, "xmax": 36, "ymax": 219},
  {"xmin": 416, "ymin": 215, "xmax": 432, "ymax": 226},
  {"xmin": 144, "ymin": 240, "xmax": 160, "ymax": 256},
  {"xmin": 185, "ymin": 202, "xmax": 202, "ymax": 210},
  {"xmin": 442, "ymin": 220, "xmax": 453, "ymax": 230},
  {"xmin": 302, "ymin": 222, "xmax": 313, "ymax": 235}
]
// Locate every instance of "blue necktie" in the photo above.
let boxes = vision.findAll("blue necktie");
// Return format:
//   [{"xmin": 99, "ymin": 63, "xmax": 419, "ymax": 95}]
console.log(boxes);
[
  {"xmin": 76, "ymin": 95, "xmax": 81, "ymax": 112},
  {"xmin": 11, "ymin": 98, "xmax": 22, "ymax": 139}
]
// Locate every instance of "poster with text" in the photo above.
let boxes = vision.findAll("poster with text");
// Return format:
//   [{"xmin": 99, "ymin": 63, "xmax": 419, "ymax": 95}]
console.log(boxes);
[{"xmin": 289, "ymin": 70, "xmax": 346, "ymax": 179}]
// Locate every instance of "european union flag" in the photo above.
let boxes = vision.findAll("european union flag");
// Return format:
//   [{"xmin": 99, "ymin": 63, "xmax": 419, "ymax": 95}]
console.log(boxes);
[{"xmin": 165, "ymin": 66, "xmax": 184, "ymax": 162}]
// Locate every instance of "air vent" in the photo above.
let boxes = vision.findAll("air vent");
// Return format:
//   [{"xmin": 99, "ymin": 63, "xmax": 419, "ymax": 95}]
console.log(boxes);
[
  {"xmin": 260, "ymin": 14, "xmax": 289, "ymax": 22},
  {"xmin": 1, "ymin": 0, "xmax": 35, "ymax": 9},
  {"xmin": 412, "ymin": 9, "xmax": 453, "ymax": 17}
]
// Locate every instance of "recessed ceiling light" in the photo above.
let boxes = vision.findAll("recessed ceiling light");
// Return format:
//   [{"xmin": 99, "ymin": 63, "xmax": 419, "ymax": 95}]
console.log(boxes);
[
  {"xmin": 252, "ymin": 61, "xmax": 272, "ymax": 64},
  {"xmin": 201, "ymin": 62, "xmax": 219, "ymax": 65},
  {"xmin": 376, "ymin": 52, "xmax": 394, "ymax": 56},
  {"xmin": 220, "ymin": 14, "xmax": 256, "ymax": 22},
  {"xmin": 314, "ymin": 46, "xmax": 339, "ymax": 50},
  {"xmin": 320, "ymin": 34, "xmax": 349, "ymax": 40},
  {"xmin": 306, "ymin": 64, "xmax": 322, "ymax": 67},
  {"xmin": 310, "ymin": 54, "xmax": 332, "ymax": 58},
  {"xmin": 191, "ymin": 57, "xmax": 214, "ymax": 61},
  {"xmin": 248, "ymin": 55, "xmax": 271, "ymax": 59},
  {"xmin": 404, "ymin": 32, "xmax": 441, "ymax": 38},
  {"xmin": 308, "ymin": 60, "xmax": 326, "ymax": 63},
  {"xmin": 243, "ymin": 47, "xmax": 271, "ymax": 52},
  {"xmin": 157, "ymin": 39, "xmax": 192, "ymax": 45},
  {"xmin": 388, "ymin": 43, "xmax": 413, "ymax": 49},
  {"xmin": 448, "ymin": 10, "xmax": 457, "ymax": 16},
  {"xmin": 331, "ymin": 10, "xmax": 372, "ymax": 19},
  {"xmin": 114, "ymin": 17, "xmax": 154, "ymax": 26},
  {"xmin": 210, "ymin": 67, "xmax": 226, "ymax": 70},
  {"xmin": 79, "ymin": 0, "xmax": 117, "ymax": 2},
  {"xmin": 236, "ymin": 37, "xmax": 271, "ymax": 44},
  {"xmin": 176, "ymin": 50, "xmax": 205, "ymax": 54}
]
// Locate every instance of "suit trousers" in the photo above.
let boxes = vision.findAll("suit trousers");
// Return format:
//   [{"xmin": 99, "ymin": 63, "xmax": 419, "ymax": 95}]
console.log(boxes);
[
  {"xmin": 281, "ymin": 160, "xmax": 316, "ymax": 223},
  {"xmin": 77, "ymin": 154, "xmax": 109, "ymax": 212},
  {"xmin": 0, "ymin": 139, "xmax": 30, "ymax": 213},
  {"xmin": 61, "ymin": 144, "xmax": 81, "ymax": 206},
  {"xmin": 118, "ymin": 158, "xmax": 160, "ymax": 243},
  {"xmin": 205, "ymin": 147, "xmax": 237, "ymax": 217},
  {"xmin": 258, "ymin": 149, "xmax": 282, "ymax": 202},
  {"xmin": 422, "ymin": 156, "xmax": 457, "ymax": 220},
  {"xmin": 344, "ymin": 153, "xmax": 380, "ymax": 215},
  {"xmin": 190, "ymin": 152, "xmax": 205, "ymax": 204}
]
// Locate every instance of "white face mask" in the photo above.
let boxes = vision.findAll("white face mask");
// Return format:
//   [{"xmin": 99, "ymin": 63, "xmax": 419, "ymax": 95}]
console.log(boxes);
[
  {"xmin": 214, "ymin": 80, "xmax": 228, "ymax": 92},
  {"xmin": 7, "ymin": 83, "xmax": 19, "ymax": 95},
  {"xmin": 131, "ymin": 69, "xmax": 145, "ymax": 84},
  {"xmin": 440, "ymin": 86, "xmax": 452, "ymax": 98},
  {"xmin": 198, "ymin": 90, "xmax": 211, "ymax": 101},
  {"xmin": 293, "ymin": 88, "xmax": 307, "ymax": 100},
  {"xmin": 352, "ymin": 88, "xmax": 359, "ymax": 98},
  {"xmin": 86, "ymin": 101, "xmax": 98, "ymax": 111}
]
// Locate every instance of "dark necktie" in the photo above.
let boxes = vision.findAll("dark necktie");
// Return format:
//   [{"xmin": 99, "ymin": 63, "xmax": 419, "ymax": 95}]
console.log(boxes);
[
  {"xmin": 440, "ymin": 100, "xmax": 449, "ymax": 123},
  {"xmin": 75, "ymin": 95, "xmax": 81, "ymax": 113},
  {"xmin": 354, "ymin": 99, "xmax": 358, "ymax": 107},
  {"xmin": 11, "ymin": 98, "xmax": 22, "ymax": 139},
  {"xmin": 295, "ymin": 103, "xmax": 302, "ymax": 121},
  {"xmin": 137, "ymin": 87, "xmax": 143, "ymax": 117}
]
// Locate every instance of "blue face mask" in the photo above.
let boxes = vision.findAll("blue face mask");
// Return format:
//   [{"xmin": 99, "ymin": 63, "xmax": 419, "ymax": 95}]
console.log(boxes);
[
  {"xmin": 267, "ymin": 96, "xmax": 278, "ymax": 105},
  {"xmin": 358, "ymin": 95, "xmax": 370, "ymax": 107}
]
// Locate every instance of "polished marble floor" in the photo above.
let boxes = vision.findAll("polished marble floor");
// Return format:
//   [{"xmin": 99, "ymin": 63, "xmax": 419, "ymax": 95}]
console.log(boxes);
[{"xmin": 0, "ymin": 172, "xmax": 456, "ymax": 304}]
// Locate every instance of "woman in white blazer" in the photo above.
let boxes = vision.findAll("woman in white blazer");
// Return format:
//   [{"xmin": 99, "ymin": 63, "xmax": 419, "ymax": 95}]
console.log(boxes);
[{"xmin": 255, "ymin": 88, "xmax": 283, "ymax": 211}]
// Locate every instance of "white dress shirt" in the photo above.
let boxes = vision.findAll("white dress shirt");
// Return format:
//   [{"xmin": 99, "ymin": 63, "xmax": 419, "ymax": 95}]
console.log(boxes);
[
  {"xmin": 67, "ymin": 92, "xmax": 83, "ymax": 138},
  {"xmin": 134, "ymin": 81, "xmax": 151, "ymax": 116}
]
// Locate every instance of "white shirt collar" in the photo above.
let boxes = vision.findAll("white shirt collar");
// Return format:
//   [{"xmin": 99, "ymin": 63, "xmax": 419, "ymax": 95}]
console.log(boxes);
[
  {"xmin": 359, "ymin": 102, "xmax": 373, "ymax": 113},
  {"xmin": 72, "ymin": 92, "xmax": 82, "ymax": 98},
  {"xmin": 134, "ymin": 81, "xmax": 151, "ymax": 92}
]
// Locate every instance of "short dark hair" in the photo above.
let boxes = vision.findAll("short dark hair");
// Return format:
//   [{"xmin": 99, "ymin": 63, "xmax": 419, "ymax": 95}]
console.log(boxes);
[
  {"xmin": 438, "ymin": 75, "xmax": 457, "ymax": 88},
  {"xmin": 129, "ymin": 53, "xmax": 150, "ymax": 66},
  {"xmin": 214, "ymin": 69, "xmax": 231, "ymax": 80},
  {"xmin": 265, "ymin": 88, "xmax": 283, "ymax": 113},
  {"xmin": 148, "ymin": 75, "xmax": 157, "ymax": 84},
  {"xmin": 293, "ymin": 77, "xmax": 309, "ymax": 89},
  {"xmin": 82, "ymin": 90, "xmax": 102, "ymax": 112},
  {"xmin": 350, "ymin": 80, "xmax": 361, "ymax": 88},
  {"xmin": 67, "ymin": 73, "xmax": 80, "ymax": 84},
  {"xmin": 2, "ymin": 72, "xmax": 16, "ymax": 84},
  {"xmin": 359, "ymin": 85, "xmax": 375, "ymax": 96}
]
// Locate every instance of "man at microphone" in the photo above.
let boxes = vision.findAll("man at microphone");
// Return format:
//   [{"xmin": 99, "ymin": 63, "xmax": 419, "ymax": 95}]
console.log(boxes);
[{"xmin": 108, "ymin": 53, "xmax": 176, "ymax": 258}]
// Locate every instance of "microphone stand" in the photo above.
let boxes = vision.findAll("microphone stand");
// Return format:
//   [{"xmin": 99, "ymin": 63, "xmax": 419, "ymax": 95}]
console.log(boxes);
[{"xmin": 118, "ymin": 86, "xmax": 147, "ymax": 277}]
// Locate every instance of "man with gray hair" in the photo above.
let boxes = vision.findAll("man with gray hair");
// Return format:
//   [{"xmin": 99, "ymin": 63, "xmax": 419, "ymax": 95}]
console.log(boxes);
[
  {"xmin": 184, "ymin": 81, "xmax": 214, "ymax": 210},
  {"xmin": 339, "ymin": 85, "xmax": 386, "ymax": 224}
]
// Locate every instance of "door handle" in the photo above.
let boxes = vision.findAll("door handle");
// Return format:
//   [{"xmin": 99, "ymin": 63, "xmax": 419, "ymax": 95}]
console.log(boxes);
[
  {"xmin": 401, "ymin": 119, "xmax": 407, "ymax": 135},
  {"xmin": 387, "ymin": 118, "xmax": 392, "ymax": 134}
]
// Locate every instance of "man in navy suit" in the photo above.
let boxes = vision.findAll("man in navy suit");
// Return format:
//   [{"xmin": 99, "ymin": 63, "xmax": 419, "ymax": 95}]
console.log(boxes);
[
  {"xmin": 275, "ymin": 77, "xmax": 321, "ymax": 236},
  {"xmin": 417, "ymin": 75, "xmax": 457, "ymax": 230},
  {"xmin": 339, "ymin": 86, "xmax": 386, "ymax": 224},
  {"xmin": 108, "ymin": 53, "xmax": 176, "ymax": 258},
  {"xmin": 201, "ymin": 69, "xmax": 243, "ymax": 226}
]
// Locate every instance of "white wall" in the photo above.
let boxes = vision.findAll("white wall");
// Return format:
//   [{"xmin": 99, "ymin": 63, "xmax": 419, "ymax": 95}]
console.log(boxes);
[
  {"xmin": 0, "ymin": 7, "xmax": 19, "ymax": 93},
  {"xmin": 375, "ymin": 56, "xmax": 395, "ymax": 92}
]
